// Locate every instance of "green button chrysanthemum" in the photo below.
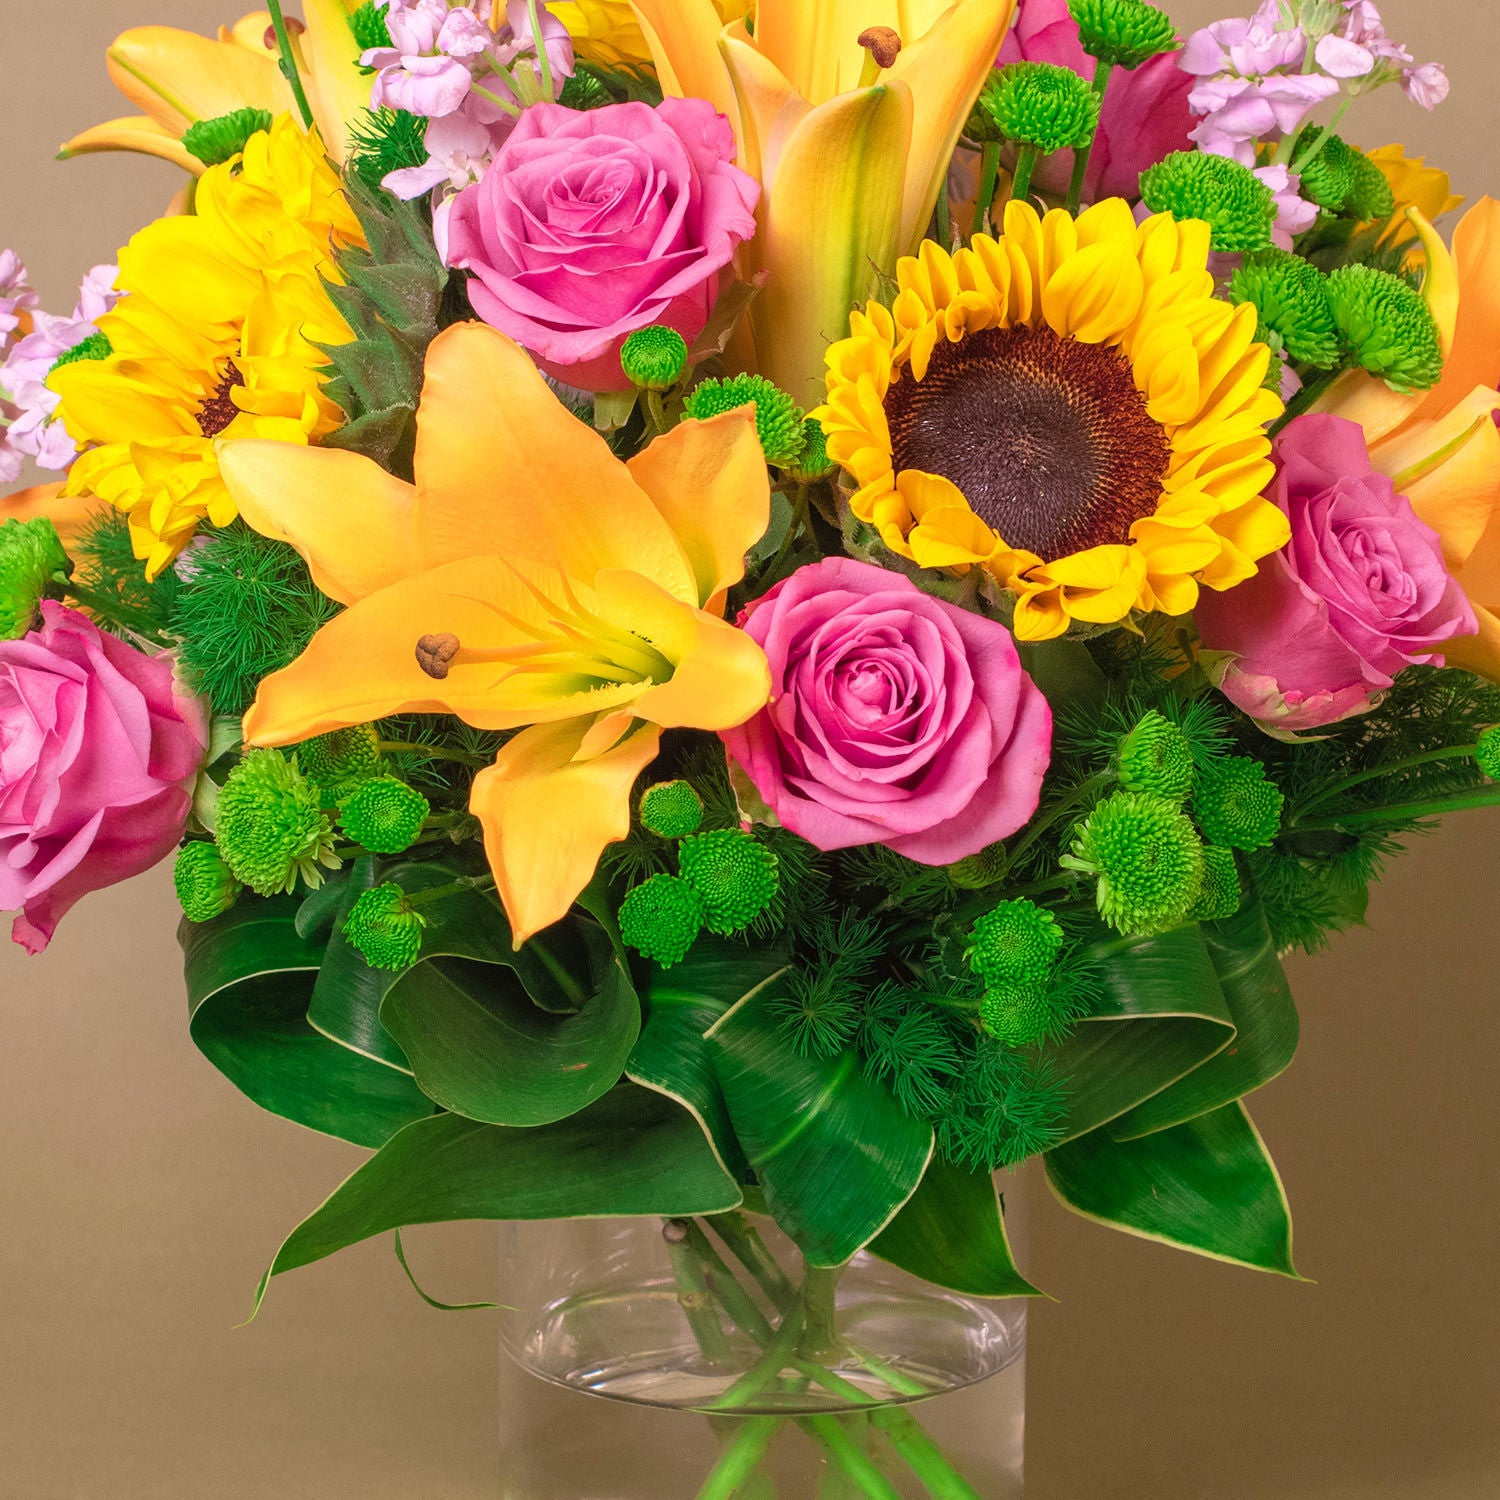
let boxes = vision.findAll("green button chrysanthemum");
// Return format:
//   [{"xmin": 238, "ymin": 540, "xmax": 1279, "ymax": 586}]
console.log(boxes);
[
  {"xmin": 638, "ymin": 779, "xmax": 705, "ymax": 839},
  {"xmin": 1474, "ymin": 725, "xmax": 1500, "ymax": 781},
  {"xmin": 1193, "ymin": 756, "xmax": 1284, "ymax": 851},
  {"xmin": 1230, "ymin": 249, "xmax": 1340, "ymax": 368},
  {"xmin": 0, "ymin": 517, "xmax": 66, "ymax": 640},
  {"xmin": 1068, "ymin": 0, "xmax": 1179, "ymax": 69},
  {"xmin": 1327, "ymin": 264, "xmax": 1445, "ymax": 393},
  {"xmin": 1116, "ymin": 710, "xmax": 1196, "ymax": 803},
  {"xmin": 1293, "ymin": 130, "xmax": 1356, "ymax": 210},
  {"xmin": 678, "ymin": 829, "xmax": 781, "ymax": 935},
  {"xmin": 343, "ymin": 883, "xmax": 427, "ymax": 972},
  {"xmin": 981, "ymin": 61, "xmax": 1101, "ymax": 154},
  {"xmin": 968, "ymin": 899, "xmax": 1064, "ymax": 987},
  {"xmin": 1063, "ymin": 791, "xmax": 1206, "ymax": 936},
  {"xmin": 619, "ymin": 874, "xmax": 706, "ymax": 968},
  {"xmin": 1139, "ymin": 150, "xmax": 1276, "ymax": 254},
  {"xmin": 48, "ymin": 331, "xmax": 112, "ymax": 376},
  {"xmin": 1187, "ymin": 845, "xmax": 1242, "ymax": 923},
  {"xmin": 182, "ymin": 107, "xmax": 274, "ymax": 167},
  {"xmin": 173, "ymin": 842, "xmax": 242, "ymax": 923},
  {"xmin": 979, "ymin": 979, "xmax": 1054, "ymax": 1048},
  {"xmin": 785, "ymin": 417, "xmax": 836, "ymax": 484},
  {"xmin": 215, "ymin": 749, "xmax": 338, "ymax": 896},
  {"xmin": 684, "ymin": 375, "xmax": 806, "ymax": 467},
  {"xmin": 338, "ymin": 775, "xmax": 431, "ymax": 854},
  {"xmin": 298, "ymin": 724, "xmax": 382, "ymax": 794},
  {"xmin": 348, "ymin": 0, "xmax": 393, "ymax": 52},
  {"xmin": 1344, "ymin": 149, "xmax": 1396, "ymax": 221},
  {"xmin": 620, "ymin": 326, "xmax": 689, "ymax": 392}
]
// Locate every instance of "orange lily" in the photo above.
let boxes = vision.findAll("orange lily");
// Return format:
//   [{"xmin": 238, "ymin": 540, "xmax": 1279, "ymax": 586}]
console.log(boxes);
[
  {"xmin": 219, "ymin": 323, "xmax": 772, "ymax": 943},
  {"xmin": 0, "ymin": 483, "xmax": 106, "ymax": 550},
  {"xmin": 60, "ymin": 5, "xmax": 369, "ymax": 172},
  {"xmin": 1316, "ymin": 200, "xmax": 1500, "ymax": 680},
  {"xmin": 629, "ymin": 0, "xmax": 1016, "ymax": 402}
]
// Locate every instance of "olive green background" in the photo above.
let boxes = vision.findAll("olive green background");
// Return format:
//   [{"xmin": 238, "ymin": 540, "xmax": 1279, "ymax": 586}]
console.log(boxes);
[{"xmin": 1, "ymin": 3, "xmax": 1496, "ymax": 1495}]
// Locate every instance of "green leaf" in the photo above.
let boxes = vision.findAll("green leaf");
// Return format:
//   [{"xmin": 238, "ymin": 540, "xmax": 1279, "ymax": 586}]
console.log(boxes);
[
  {"xmin": 252, "ymin": 1084, "xmax": 743, "ymax": 1313},
  {"xmin": 1043, "ymin": 924, "xmax": 1236, "ymax": 1144},
  {"xmin": 625, "ymin": 937, "xmax": 789, "ymax": 1182},
  {"xmin": 706, "ymin": 986, "xmax": 933, "ymax": 1267},
  {"xmin": 870, "ymin": 1155, "xmax": 1041, "ymax": 1298},
  {"xmin": 1110, "ymin": 900, "xmax": 1299, "ymax": 1140},
  {"xmin": 182, "ymin": 897, "xmax": 433, "ymax": 1149},
  {"xmin": 380, "ymin": 922, "xmax": 639, "ymax": 1127},
  {"xmin": 1044, "ymin": 1100, "xmax": 1300, "ymax": 1276}
]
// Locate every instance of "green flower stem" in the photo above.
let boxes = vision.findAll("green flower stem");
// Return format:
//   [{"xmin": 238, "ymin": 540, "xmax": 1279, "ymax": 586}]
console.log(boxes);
[
  {"xmin": 765, "ymin": 483, "xmax": 812, "ymax": 579},
  {"xmin": 1294, "ymin": 784, "xmax": 1500, "ymax": 830},
  {"xmin": 694, "ymin": 1416, "xmax": 781, "ymax": 1500},
  {"xmin": 644, "ymin": 389, "xmax": 670, "ymax": 438},
  {"xmin": 709, "ymin": 1305, "xmax": 808, "ymax": 1411},
  {"xmin": 1001, "ymin": 872, "xmax": 1081, "ymax": 903},
  {"xmin": 54, "ymin": 578, "xmax": 168, "ymax": 641},
  {"xmin": 687, "ymin": 1220, "xmax": 777, "ymax": 1345},
  {"xmin": 972, "ymin": 141, "xmax": 1002, "ymax": 238},
  {"xmin": 470, "ymin": 80, "xmax": 524, "ymax": 119},
  {"xmin": 1009, "ymin": 145, "xmax": 1040, "ymax": 206},
  {"xmin": 265, "ymin": 1, "xmax": 315, "ymax": 129},
  {"xmin": 524, "ymin": 0, "xmax": 555, "ymax": 100},
  {"xmin": 999, "ymin": 770, "xmax": 1113, "ymax": 876},
  {"xmin": 1290, "ymin": 97, "xmax": 1352, "ymax": 176},
  {"xmin": 799, "ymin": 1265, "xmax": 842, "ymax": 1360},
  {"xmin": 664, "ymin": 1219, "xmax": 733, "ymax": 1365},
  {"xmin": 847, "ymin": 1346, "xmax": 930, "ymax": 1399},
  {"xmin": 707, "ymin": 1212, "xmax": 801, "ymax": 1315},
  {"xmin": 404, "ymin": 872, "xmax": 495, "ymax": 909},
  {"xmin": 1274, "ymin": 367, "xmax": 1342, "ymax": 427},
  {"xmin": 1292, "ymin": 745, "xmax": 1480, "ymax": 819},
  {"xmin": 795, "ymin": 1419, "xmax": 903, "ymax": 1500},
  {"xmin": 935, "ymin": 180, "xmax": 952, "ymax": 248},
  {"xmin": 1066, "ymin": 61, "xmax": 1113, "ymax": 214},
  {"xmin": 376, "ymin": 740, "xmax": 489, "ymax": 768},
  {"xmin": 869, "ymin": 1409, "xmax": 983, "ymax": 1500}
]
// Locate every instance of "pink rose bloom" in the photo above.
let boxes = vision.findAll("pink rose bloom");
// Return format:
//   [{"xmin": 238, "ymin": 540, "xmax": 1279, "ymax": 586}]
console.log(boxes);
[
  {"xmin": 721, "ymin": 559, "xmax": 1053, "ymax": 865},
  {"xmin": 1196, "ymin": 416, "xmax": 1476, "ymax": 734},
  {"xmin": 0, "ymin": 603, "xmax": 207, "ymax": 953},
  {"xmin": 445, "ymin": 98, "xmax": 759, "ymax": 391}
]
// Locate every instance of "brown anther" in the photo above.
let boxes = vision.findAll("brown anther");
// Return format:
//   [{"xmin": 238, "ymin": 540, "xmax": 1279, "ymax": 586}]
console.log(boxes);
[
  {"xmin": 264, "ymin": 17, "xmax": 305, "ymax": 48},
  {"xmin": 858, "ymin": 26, "xmax": 903, "ymax": 70},
  {"xmin": 415, "ymin": 633, "xmax": 461, "ymax": 680}
]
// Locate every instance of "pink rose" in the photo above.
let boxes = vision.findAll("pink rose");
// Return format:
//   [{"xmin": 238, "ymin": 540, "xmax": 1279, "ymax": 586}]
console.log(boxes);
[
  {"xmin": 0, "ymin": 603, "xmax": 207, "ymax": 953},
  {"xmin": 1196, "ymin": 416, "xmax": 1477, "ymax": 733},
  {"xmin": 721, "ymin": 559, "xmax": 1053, "ymax": 865},
  {"xmin": 444, "ymin": 98, "xmax": 760, "ymax": 391}
]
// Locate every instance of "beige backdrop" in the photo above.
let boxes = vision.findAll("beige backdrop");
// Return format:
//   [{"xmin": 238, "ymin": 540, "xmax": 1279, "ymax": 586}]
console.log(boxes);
[{"xmin": 2, "ymin": 3, "xmax": 1497, "ymax": 1496}]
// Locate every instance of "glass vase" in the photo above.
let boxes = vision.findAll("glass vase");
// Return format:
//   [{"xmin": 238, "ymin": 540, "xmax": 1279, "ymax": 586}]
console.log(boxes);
[{"xmin": 497, "ymin": 1211, "xmax": 1026, "ymax": 1498}]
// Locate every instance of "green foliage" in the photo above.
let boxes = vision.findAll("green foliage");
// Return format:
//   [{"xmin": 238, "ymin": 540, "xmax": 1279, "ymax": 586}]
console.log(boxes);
[
  {"xmin": 343, "ymin": 882, "xmax": 427, "ymax": 971},
  {"xmin": 68, "ymin": 509, "xmax": 182, "ymax": 639},
  {"xmin": 338, "ymin": 775, "xmax": 431, "ymax": 853},
  {"xmin": 216, "ymin": 750, "xmax": 339, "ymax": 897},
  {"xmin": 1140, "ymin": 150, "xmax": 1276, "ymax": 253},
  {"xmin": 933, "ymin": 1039, "xmax": 1066, "ymax": 1173},
  {"xmin": 857, "ymin": 983, "xmax": 965, "ymax": 1118},
  {"xmin": 172, "ymin": 526, "xmax": 339, "ymax": 714},
  {"xmin": 771, "ymin": 910, "xmax": 885, "ymax": 1059},
  {"xmin": 346, "ymin": 108, "xmax": 429, "ymax": 194},
  {"xmin": 1063, "ymin": 792, "xmax": 1206, "ymax": 936},
  {"xmin": 684, "ymin": 375, "xmax": 806, "ymax": 466},
  {"xmin": 981, "ymin": 61, "xmax": 1100, "ymax": 153},
  {"xmin": 561, "ymin": 60, "xmax": 664, "ymax": 107},
  {"xmin": 182, "ymin": 107, "xmax": 272, "ymax": 166},
  {"xmin": 639, "ymin": 779, "xmax": 704, "ymax": 838},
  {"xmin": 0, "ymin": 517, "xmax": 66, "ymax": 639},
  {"xmin": 678, "ymin": 829, "xmax": 780, "ymax": 934},
  {"xmin": 174, "ymin": 842, "xmax": 241, "ymax": 923},
  {"xmin": 619, "ymin": 874, "xmax": 706, "ymax": 967}
]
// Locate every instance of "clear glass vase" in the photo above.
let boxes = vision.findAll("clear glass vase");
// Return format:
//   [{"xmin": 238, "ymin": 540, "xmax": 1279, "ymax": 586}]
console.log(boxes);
[{"xmin": 497, "ymin": 1211, "xmax": 1026, "ymax": 1498}]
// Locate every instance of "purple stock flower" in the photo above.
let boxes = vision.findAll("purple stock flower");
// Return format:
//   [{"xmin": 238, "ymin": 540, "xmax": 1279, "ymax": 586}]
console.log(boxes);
[
  {"xmin": 1403, "ymin": 62, "xmax": 1449, "ymax": 110},
  {"xmin": 0, "ymin": 252, "xmax": 37, "ymax": 355}
]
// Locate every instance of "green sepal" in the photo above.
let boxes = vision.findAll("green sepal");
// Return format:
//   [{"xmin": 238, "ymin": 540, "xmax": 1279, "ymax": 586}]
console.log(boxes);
[{"xmin": 1044, "ymin": 1101, "xmax": 1300, "ymax": 1277}]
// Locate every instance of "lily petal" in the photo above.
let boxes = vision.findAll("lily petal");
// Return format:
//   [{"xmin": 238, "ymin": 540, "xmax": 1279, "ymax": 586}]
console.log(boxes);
[
  {"xmin": 1435, "ymin": 601, "xmax": 1500, "ymax": 684},
  {"xmin": 58, "ymin": 116, "xmax": 203, "ymax": 174},
  {"xmin": 296, "ymin": 0, "xmax": 374, "ymax": 165},
  {"xmin": 217, "ymin": 439, "xmax": 420, "ymax": 605},
  {"xmin": 629, "ymin": 0, "xmax": 739, "ymax": 131},
  {"xmin": 0, "ymin": 483, "xmax": 106, "ymax": 548},
  {"xmin": 625, "ymin": 407, "xmax": 770, "ymax": 610},
  {"xmin": 470, "ymin": 717, "xmax": 663, "ymax": 946},
  {"xmin": 1413, "ymin": 197, "xmax": 1500, "ymax": 424},
  {"xmin": 412, "ymin": 324, "xmax": 697, "ymax": 601},
  {"xmin": 105, "ymin": 25, "xmax": 291, "ymax": 134}
]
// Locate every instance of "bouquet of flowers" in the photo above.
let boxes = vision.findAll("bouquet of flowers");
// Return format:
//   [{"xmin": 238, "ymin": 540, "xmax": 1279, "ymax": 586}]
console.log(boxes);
[{"xmin": 4, "ymin": 0, "xmax": 1496, "ymax": 1492}]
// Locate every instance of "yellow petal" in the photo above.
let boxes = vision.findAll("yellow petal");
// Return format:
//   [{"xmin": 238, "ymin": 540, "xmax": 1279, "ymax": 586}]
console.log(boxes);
[
  {"xmin": 216, "ymin": 439, "xmax": 419, "ymax": 605},
  {"xmin": 412, "ymin": 323, "xmax": 696, "ymax": 601},
  {"xmin": 471, "ymin": 718, "xmax": 663, "ymax": 945},
  {"xmin": 625, "ymin": 408, "xmax": 770, "ymax": 611},
  {"xmin": 1413, "ymin": 198, "xmax": 1500, "ymax": 425},
  {"xmin": 1406, "ymin": 207, "xmax": 1459, "ymax": 358},
  {"xmin": 719, "ymin": 29, "xmax": 811, "ymax": 192},
  {"xmin": 629, "ymin": 0, "xmax": 739, "ymax": 130},
  {"xmin": 751, "ymin": 0, "xmax": 870, "ymax": 102},
  {"xmin": 105, "ymin": 25, "xmax": 291, "ymax": 134},
  {"xmin": 1434, "ymin": 601, "xmax": 1500, "ymax": 685},
  {"xmin": 58, "ymin": 115, "xmax": 203, "ymax": 173},
  {"xmin": 296, "ymin": 0, "xmax": 374, "ymax": 165}
]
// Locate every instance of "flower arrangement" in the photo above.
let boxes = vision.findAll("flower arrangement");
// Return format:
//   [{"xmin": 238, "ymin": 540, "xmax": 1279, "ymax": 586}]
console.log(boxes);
[{"xmin": 5, "ymin": 0, "xmax": 1498, "ymax": 1491}]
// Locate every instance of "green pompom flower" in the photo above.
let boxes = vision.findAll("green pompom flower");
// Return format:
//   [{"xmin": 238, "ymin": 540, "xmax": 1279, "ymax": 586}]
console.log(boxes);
[
  {"xmin": 620, "ymin": 326, "xmax": 689, "ymax": 392},
  {"xmin": 639, "ymin": 780, "xmax": 704, "ymax": 839},
  {"xmin": 1476, "ymin": 726, "xmax": 1500, "ymax": 782},
  {"xmin": 1327, "ymin": 264, "xmax": 1444, "ymax": 393},
  {"xmin": 298, "ymin": 724, "xmax": 382, "ymax": 793},
  {"xmin": 684, "ymin": 375, "xmax": 806, "ymax": 466},
  {"xmin": 1229, "ymin": 250, "xmax": 1340, "ymax": 368},
  {"xmin": 981, "ymin": 62, "xmax": 1101, "ymax": 153},
  {"xmin": 1344, "ymin": 149, "xmax": 1396, "ymax": 222},
  {"xmin": 343, "ymin": 883, "xmax": 427, "ymax": 971},
  {"xmin": 1063, "ymin": 791, "xmax": 1206, "ymax": 936},
  {"xmin": 979, "ymin": 980, "xmax": 1055, "ymax": 1048},
  {"xmin": 0, "ymin": 517, "xmax": 67, "ymax": 640},
  {"xmin": 1116, "ymin": 710, "xmax": 1195, "ymax": 803},
  {"xmin": 1293, "ymin": 131, "xmax": 1356, "ymax": 210},
  {"xmin": 1193, "ymin": 756, "xmax": 1284, "ymax": 851},
  {"xmin": 967, "ymin": 900, "xmax": 1064, "ymax": 987},
  {"xmin": 678, "ymin": 829, "xmax": 781, "ymax": 934},
  {"xmin": 1068, "ymin": 0, "xmax": 1179, "ymax": 69},
  {"xmin": 619, "ymin": 874, "xmax": 706, "ymax": 967},
  {"xmin": 1187, "ymin": 845, "xmax": 1242, "ymax": 923},
  {"xmin": 1139, "ymin": 150, "xmax": 1276, "ymax": 253},
  {"xmin": 338, "ymin": 775, "xmax": 431, "ymax": 854},
  {"xmin": 215, "ymin": 749, "xmax": 339, "ymax": 896},
  {"xmin": 348, "ymin": 0, "xmax": 393, "ymax": 52},
  {"xmin": 48, "ymin": 331, "xmax": 112, "ymax": 376},
  {"xmin": 181, "ymin": 107, "xmax": 274, "ymax": 167},
  {"xmin": 785, "ymin": 418, "xmax": 835, "ymax": 484},
  {"xmin": 173, "ymin": 842, "xmax": 242, "ymax": 923}
]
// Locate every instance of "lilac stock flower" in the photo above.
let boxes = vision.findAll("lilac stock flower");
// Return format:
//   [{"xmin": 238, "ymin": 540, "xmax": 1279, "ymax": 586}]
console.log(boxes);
[
  {"xmin": 1403, "ymin": 62, "xmax": 1449, "ymax": 110},
  {"xmin": 0, "ymin": 252, "xmax": 37, "ymax": 354},
  {"xmin": 1255, "ymin": 162, "xmax": 1318, "ymax": 247}
]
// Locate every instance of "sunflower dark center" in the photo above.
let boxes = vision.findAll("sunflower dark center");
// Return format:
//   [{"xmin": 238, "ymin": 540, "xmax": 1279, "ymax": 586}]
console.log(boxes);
[
  {"xmin": 884, "ymin": 324, "xmax": 1171, "ymax": 558},
  {"xmin": 196, "ymin": 361, "xmax": 246, "ymax": 439}
]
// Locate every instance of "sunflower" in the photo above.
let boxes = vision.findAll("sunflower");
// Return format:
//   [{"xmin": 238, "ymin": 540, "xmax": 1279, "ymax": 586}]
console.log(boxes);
[
  {"xmin": 50, "ymin": 116, "xmax": 360, "ymax": 579},
  {"xmin": 815, "ymin": 198, "xmax": 1292, "ymax": 641}
]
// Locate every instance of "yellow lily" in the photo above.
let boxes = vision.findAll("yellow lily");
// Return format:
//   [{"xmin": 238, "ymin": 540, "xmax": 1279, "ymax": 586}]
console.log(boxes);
[
  {"xmin": 629, "ymin": 0, "xmax": 1017, "ymax": 402},
  {"xmin": 1316, "ymin": 200, "xmax": 1500, "ymax": 680},
  {"xmin": 60, "ymin": 5, "xmax": 369, "ymax": 172},
  {"xmin": 221, "ymin": 323, "xmax": 772, "ymax": 943}
]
